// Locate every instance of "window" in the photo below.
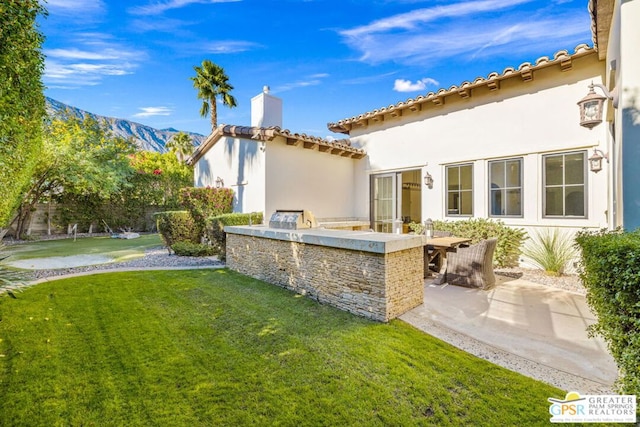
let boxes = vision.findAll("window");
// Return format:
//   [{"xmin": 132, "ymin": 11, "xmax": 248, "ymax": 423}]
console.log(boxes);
[
  {"xmin": 446, "ymin": 164, "xmax": 473, "ymax": 216},
  {"xmin": 489, "ymin": 158, "xmax": 522, "ymax": 217},
  {"xmin": 543, "ymin": 151, "xmax": 587, "ymax": 217}
]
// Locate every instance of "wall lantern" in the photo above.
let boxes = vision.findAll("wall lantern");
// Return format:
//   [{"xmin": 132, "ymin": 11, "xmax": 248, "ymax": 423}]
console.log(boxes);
[
  {"xmin": 577, "ymin": 82, "xmax": 618, "ymax": 129},
  {"xmin": 215, "ymin": 176, "xmax": 224, "ymax": 188},
  {"xmin": 424, "ymin": 171, "xmax": 434, "ymax": 189},
  {"xmin": 589, "ymin": 149, "xmax": 609, "ymax": 173}
]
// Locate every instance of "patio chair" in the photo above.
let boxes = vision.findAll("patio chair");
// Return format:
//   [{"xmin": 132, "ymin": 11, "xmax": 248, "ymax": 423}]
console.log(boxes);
[{"xmin": 444, "ymin": 238, "xmax": 498, "ymax": 290}]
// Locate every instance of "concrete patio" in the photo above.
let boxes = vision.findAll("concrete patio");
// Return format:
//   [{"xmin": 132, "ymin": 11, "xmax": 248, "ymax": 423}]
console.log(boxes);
[{"xmin": 400, "ymin": 274, "xmax": 618, "ymax": 394}]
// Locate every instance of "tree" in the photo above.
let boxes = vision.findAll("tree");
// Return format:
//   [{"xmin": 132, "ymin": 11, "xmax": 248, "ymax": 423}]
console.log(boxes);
[
  {"xmin": 0, "ymin": 1, "xmax": 47, "ymax": 233},
  {"xmin": 12, "ymin": 114, "xmax": 136, "ymax": 237},
  {"xmin": 190, "ymin": 60, "xmax": 237, "ymax": 132},
  {"xmin": 166, "ymin": 131, "xmax": 194, "ymax": 163}
]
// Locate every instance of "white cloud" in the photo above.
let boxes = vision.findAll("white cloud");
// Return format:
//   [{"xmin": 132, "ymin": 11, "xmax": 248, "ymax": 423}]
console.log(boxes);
[
  {"xmin": 393, "ymin": 78, "xmax": 439, "ymax": 92},
  {"xmin": 341, "ymin": 0, "xmax": 532, "ymax": 38},
  {"xmin": 273, "ymin": 74, "xmax": 330, "ymax": 93},
  {"xmin": 44, "ymin": 48, "xmax": 120, "ymax": 61},
  {"xmin": 46, "ymin": 0, "xmax": 105, "ymax": 14},
  {"xmin": 43, "ymin": 36, "xmax": 146, "ymax": 88},
  {"xmin": 339, "ymin": 0, "xmax": 590, "ymax": 66},
  {"xmin": 202, "ymin": 40, "xmax": 262, "ymax": 54},
  {"xmin": 129, "ymin": 0, "xmax": 241, "ymax": 16},
  {"xmin": 133, "ymin": 107, "xmax": 173, "ymax": 118}
]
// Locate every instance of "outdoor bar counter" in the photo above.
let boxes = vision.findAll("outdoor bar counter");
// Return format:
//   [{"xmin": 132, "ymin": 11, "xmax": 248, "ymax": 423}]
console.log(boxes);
[{"xmin": 225, "ymin": 226, "xmax": 425, "ymax": 322}]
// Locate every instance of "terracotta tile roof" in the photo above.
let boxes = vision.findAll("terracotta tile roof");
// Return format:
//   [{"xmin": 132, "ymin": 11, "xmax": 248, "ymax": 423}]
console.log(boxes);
[
  {"xmin": 328, "ymin": 44, "xmax": 596, "ymax": 134},
  {"xmin": 188, "ymin": 125, "xmax": 365, "ymax": 165}
]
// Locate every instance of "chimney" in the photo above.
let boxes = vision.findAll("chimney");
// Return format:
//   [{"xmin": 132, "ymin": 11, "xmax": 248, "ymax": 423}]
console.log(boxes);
[{"xmin": 251, "ymin": 85, "xmax": 282, "ymax": 128}]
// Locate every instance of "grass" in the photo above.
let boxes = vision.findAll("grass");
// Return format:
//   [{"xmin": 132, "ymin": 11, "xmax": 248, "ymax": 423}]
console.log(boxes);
[
  {"xmin": 1, "ymin": 234, "xmax": 163, "ymax": 264},
  {"xmin": 0, "ymin": 269, "xmax": 564, "ymax": 426}
]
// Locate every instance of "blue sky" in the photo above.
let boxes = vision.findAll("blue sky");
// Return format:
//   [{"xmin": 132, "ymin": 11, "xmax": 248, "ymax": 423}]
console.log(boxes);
[{"xmin": 40, "ymin": 0, "xmax": 593, "ymax": 139}]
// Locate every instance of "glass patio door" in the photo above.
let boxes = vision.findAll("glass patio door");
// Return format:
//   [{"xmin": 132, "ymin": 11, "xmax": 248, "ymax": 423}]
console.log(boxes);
[
  {"xmin": 372, "ymin": 170, "xmax": 423, "ymax": 233},
  {"xmin": 372, "ymin": 174, "xmax": 397, "ymax": 232}
]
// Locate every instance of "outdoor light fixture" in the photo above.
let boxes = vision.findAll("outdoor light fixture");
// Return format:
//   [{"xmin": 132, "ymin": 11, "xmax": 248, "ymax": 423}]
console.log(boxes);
[
  {"xmin": 588, "ymin": 148, "xmax": 609, "ymax": 173},
  {"xmin": 577, "ymin": 82, "xmax": 618, "ymax": 129},
  {"xmin": 215, "ymin": 176, "xmax": 224, "ymax": 188},
  {"xmin": 424, "ymin": 171, "xmax": 434, "ymax": 189}
]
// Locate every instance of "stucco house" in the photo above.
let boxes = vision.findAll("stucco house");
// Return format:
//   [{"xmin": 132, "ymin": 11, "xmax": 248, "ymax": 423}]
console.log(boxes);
[{"xmin": 189, "ymin": 0, "xmax": 639, "ymax": 235}]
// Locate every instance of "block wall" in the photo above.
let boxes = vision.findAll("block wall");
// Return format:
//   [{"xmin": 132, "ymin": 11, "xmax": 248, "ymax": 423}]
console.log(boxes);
[{"xmin": 226, "ymin": 233, "xmax": 423, "ymax": 322}]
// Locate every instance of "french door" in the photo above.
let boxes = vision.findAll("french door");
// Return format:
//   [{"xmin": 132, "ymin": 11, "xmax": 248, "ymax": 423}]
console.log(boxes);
[{"xmin": 372, "ymin": 170, "xmax": 422, "ymax": 233}]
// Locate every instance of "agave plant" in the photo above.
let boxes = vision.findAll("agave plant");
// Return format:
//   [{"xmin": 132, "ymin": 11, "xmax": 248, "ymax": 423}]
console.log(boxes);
[{"xmin": 522, "ymin": 228, "xmax": 577, "ymax": 276}]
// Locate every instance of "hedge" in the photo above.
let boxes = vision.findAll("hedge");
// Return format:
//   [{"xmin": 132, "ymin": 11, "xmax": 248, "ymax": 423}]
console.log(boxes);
[
  {"xmin": 179, "ymin": 187, "xmax": 234, "ymax": 233},
  {"xmin": 433, "ymin": 218, "xmax": 526, "ymax": 268},
  {"xmin": 171, "ymin": 241, "xmax": 216, "ymax": 257},
  {"xmin": 575, "ymin": 228, "xmax": 640, "ymax": 395},
  {"xmin": 206, "ymin": 212, "xmax": 264, "ymax": 261},
  {"xmin": 154, "ymin": 211, "xmax": 201, "ymax": 249}
]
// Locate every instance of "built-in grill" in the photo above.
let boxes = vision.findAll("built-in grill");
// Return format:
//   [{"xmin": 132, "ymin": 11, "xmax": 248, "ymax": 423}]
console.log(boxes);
[{"xmin": 269, "ymin": 210, "xmax": 318, "ymax": 230}]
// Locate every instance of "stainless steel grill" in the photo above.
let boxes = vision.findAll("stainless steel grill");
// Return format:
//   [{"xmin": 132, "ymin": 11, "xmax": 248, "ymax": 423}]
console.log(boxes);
[{"xmin": 268, "ymin": 210, "xmax": 318, "ymax": 230}]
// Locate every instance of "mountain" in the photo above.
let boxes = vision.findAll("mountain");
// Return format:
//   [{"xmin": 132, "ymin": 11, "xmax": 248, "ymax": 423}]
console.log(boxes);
[{"xmin": 45, "ymin": 97, "xmax": 207, "ymax": 152}]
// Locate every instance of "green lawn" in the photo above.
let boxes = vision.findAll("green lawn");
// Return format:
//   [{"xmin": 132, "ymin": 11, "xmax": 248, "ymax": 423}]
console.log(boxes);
[
  {"xmin": 0, "ymin": 269, "xmax": 564, "ymax": 426},
  {"xmin": 1, "ymin": 234, "xmax": 163, "ymax": 263}
]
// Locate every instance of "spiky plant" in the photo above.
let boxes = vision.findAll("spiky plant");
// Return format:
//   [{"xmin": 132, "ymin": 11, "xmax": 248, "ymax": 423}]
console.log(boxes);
[
  {"xmin": 0, "ymin": 244, "xmax": 24, "ymax": 296},
  {"xmin": 522, "ymin": 228, "xmax": 577, "ymax": 276}
]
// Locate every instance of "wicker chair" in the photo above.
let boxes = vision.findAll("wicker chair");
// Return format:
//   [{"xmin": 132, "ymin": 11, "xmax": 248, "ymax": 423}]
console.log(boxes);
[{"xmin": 444, "ymin": 238, "xmax": 498, "ymax": 289}]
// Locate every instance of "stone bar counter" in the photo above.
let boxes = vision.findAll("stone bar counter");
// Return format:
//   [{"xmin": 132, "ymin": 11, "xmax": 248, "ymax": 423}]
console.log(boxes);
[{"xmin": 225, "ymin": 226, "xmax": 424, "ymax": 322}]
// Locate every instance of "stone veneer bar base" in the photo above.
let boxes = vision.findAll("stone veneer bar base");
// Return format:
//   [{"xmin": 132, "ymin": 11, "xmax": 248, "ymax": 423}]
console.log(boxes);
[{"xmin": 225, "ymin": 227, "xmax": 424, "ymax": 322}]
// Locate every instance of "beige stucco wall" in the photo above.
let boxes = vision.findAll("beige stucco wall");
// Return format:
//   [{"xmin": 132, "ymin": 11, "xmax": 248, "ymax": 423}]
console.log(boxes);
[
  {"xmin": 193, "ymin": 136, "xmax": 266, "ymax": 214},
  {"xmin": 349, "ymin": 53, "xmax": 610, "ymax": 232},
  {"xmin": 265, "ymin": 139, "xmax": 359, "ymax": 220}
]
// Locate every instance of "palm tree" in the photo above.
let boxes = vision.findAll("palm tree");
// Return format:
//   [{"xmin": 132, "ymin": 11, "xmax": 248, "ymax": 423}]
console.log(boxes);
[
  {"xmin": 190, "ymin": 60, "xmax": 237, "ymax": 132},
  {"xmin": 166, "ymin": 132, "xmax": 193, "ymax": 163}
]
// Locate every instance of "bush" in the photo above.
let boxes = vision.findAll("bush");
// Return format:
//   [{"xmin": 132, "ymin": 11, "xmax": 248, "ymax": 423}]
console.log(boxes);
[
  {"xmin": 171, "ymin": 241, "xmax": 216, "ymax": 257},
  {"xmin": 154, "ymin": 211, "xmax": 201, "ymax": 248},
  {"xmin": 433, "ymin": 218, "xmax": 526, "ymax": 268},
  {"xmin": 179, "ymin": 187, "xmax": 234, "ymax": 234},
  {"xmin": 575, "ymin": 228, "xmax": 640, "ymax": 395},
  {"xmin": 206, "ymin": 212, "xmax": 263, "ymax": 261},
  {"xmin": 522, "ymin": 228, "xmax": 577, "ymax": 276}
]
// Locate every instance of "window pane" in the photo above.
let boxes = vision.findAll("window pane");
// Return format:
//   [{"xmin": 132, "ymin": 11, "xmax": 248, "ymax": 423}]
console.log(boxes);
[
  {"xmin": 448, "ymin": 167, "xmax": 459, "ymax": 191},
  {"xmin": 565, "ymin": 153, "xmax": 585, "ymax": 185},
  {"xmin": 545, "ymin": 187, "xmax": 564, "ymax": 216},
  {"xmin": 545, "ymin": 155, "xmax": 563, "ymax": 186},
  {"xmin": 565, "ymin": 186, "xmax": 585, "ymax": 216},
  {"xmin": 460, "ymin": 191, "xmax": 473, "ymax": 215},
  {"xmin": 506, "ymin": 160, "xmax": 521, "ymax": 187},
  {"xmin": 448, "ymin": 193, "xmax": 459, "ymax": 215},
  {"xmin": 490, "ymin": 162, "xmax": 505, "ymax": 188},
  {"xmin": 506, "ymin": 189, "xmax": 522, "ymax": 215},
  {"xmin": 490, "ymin": 189, "xmax": 503, "ymax": 215},
  {"xmin": 460, "ymin": 165, "xmax": 473, "ymax": 190}
]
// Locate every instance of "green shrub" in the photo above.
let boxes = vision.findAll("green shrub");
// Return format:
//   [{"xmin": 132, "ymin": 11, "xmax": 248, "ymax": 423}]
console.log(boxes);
[
  {"xmin": 179, "ymin": 187, "xmax": 234, "ymax": 234},
  {"xmin": 433, "ymin": 218, "xmax": 526, "ymax": 268},
  {"xmin": 575, "ymin": 228, "xmax": 640, "ymax": 395},
  {"xmin": 206, "ymin": 212, "xmax": 264, "ymax": 261},
  {"xmin": 522, "ymin": 228, "xmax": 577, "ymax": 276},
  {"xmin": 171, "ymin": 241, "xmax": 216, "ymax": 257},
  {"xmin": 154, "ymin": 211, "xmax": 201, "ymax": 248}
]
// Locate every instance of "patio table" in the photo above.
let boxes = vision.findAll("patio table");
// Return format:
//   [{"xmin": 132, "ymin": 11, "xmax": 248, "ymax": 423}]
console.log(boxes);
[{"xmin": 423, "ymin": 236, "xmax": 472, "ymax": 282}]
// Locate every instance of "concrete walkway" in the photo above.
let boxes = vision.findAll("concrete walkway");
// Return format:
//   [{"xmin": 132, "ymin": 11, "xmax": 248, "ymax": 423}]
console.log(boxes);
[{"xmin": 400, "ymin": 274, "xmax": 618, "ymax": 394}]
